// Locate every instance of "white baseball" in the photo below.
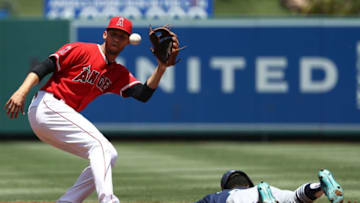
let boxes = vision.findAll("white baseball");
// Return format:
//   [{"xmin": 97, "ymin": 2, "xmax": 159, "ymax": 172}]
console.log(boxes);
[{"xmin": 129, "ymin": 33, "xmax": 141, "ymax": 45}]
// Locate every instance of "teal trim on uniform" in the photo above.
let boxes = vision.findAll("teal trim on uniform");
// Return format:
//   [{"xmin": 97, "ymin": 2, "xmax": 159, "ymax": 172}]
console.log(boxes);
[{"xmin": 257, "ymin": 181, "xmax": 278, "ymax": 203}]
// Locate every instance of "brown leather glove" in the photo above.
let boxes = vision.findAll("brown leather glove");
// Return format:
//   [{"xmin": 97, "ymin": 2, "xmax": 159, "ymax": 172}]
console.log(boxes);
[{"xmin": 149, "ymin": 25, "xmax": 185, "ymax": 66}]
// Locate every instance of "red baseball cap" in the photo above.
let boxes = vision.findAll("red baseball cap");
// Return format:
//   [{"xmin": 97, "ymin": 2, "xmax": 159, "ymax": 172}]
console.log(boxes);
[{"xmin": 106, "ymin": 16, "xmax": 132, "ymax": 35}]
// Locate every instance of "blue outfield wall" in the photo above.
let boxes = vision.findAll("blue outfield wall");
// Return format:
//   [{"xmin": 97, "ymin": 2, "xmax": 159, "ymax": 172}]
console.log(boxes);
[{"xmin": 70, "ymin": 19, "xmax": 360, "ymax": 134}]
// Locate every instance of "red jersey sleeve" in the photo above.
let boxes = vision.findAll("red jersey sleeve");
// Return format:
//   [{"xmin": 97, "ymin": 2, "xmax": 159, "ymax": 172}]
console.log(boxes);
[
  {"xmin": 109, "ymin": 65, "xmax": 141, "ymax": 97},
  {"xmin": 50, "ymin": 42, "xmax": 86, "ymax": 72}
]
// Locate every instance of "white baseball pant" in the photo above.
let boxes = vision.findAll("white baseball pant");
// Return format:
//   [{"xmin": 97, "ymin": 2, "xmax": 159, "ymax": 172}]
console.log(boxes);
[
  {"xmin": 226, "ymin": 184, "xmax": 313, "ymax": 203},
  {"xmin": 28, "ymin": 90, "xmax": 119, "ymax": 203}
]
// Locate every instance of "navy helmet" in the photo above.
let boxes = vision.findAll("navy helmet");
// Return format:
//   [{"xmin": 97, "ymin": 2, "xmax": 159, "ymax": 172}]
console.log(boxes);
[{"xmin": 220, "ymin": 169, "xmax": 254, "ymax": 190}]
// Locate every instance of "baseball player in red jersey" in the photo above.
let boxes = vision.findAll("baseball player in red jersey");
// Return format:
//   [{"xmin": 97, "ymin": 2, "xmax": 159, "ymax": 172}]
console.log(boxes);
[{"xmin": 4, "ymin": 16, "xmax": 180, "ymax": 203}]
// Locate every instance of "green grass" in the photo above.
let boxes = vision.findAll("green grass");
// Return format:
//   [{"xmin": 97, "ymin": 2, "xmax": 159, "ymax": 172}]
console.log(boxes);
[{"xmin": 0, "ymin": 141, "xmax": 359, "ymax": 203}]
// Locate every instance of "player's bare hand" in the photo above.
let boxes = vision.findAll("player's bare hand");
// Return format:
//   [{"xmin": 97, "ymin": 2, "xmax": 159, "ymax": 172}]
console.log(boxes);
[{"xmin": 4, "ymin": 90, "xmax": 26, "ymax": 119}]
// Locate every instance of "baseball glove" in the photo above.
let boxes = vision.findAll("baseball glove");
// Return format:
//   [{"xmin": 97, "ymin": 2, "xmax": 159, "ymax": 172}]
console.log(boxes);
[{"xmin": 149, "ymin": 25, "xmax": 185, "ymax": 66}]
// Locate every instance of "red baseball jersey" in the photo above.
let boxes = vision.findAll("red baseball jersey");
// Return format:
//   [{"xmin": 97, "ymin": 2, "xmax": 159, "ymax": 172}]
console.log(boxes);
[{"xmin": 41, "ymin": 42, "xmax": 140, "ymax": 112}]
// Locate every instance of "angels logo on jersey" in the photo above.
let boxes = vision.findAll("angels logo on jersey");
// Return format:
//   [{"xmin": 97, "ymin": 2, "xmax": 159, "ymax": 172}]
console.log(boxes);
[{"xmin": 73, "ymin": 65, "xmax": 112, "ymax": 92}]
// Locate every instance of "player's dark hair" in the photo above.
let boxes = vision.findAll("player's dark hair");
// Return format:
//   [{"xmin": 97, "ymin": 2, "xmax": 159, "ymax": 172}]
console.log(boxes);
[{"xmin": 225, "ymin": 172, "xmax": 252, "ymax": 189}]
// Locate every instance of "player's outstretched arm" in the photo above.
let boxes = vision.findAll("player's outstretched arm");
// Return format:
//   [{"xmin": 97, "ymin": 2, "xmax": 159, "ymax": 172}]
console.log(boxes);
[
  {"xmin": 4, "ymin": 72, "xmax": 39, "ymax": 119},
  {"xmin": 146, "ymin": 63, "xmax": 167, "ymax": 89}
]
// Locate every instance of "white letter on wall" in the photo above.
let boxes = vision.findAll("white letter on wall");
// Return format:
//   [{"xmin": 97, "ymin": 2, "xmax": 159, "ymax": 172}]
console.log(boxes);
[
  {"xmin": 256, "ymin": 57, "xmax": 288, "ymax": 93},
  {"xmin": 210, "ymin": 57, "xmax": 246, "ymax": 93},
  {"xmin": 300, "ymin": 57, "xmax": 338, "ymax": 93},
  {"xmin": 187, "ymin": 57, "xmax": 201, "ymax": 93}
]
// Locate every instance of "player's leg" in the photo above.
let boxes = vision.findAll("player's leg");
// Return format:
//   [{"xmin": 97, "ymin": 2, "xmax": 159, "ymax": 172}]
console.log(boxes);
[
  {"xmin": 56, "ymin": 149, "xmax": 119, "ymax": 203},
  {"xmin": 294, "ymin": 169, "xmax": 344, "ymax": 203},
  {"xmin": 268, "ymin": 183, "xmax": 321, "ymax": 203},
  {"xmin": 294, "ymin": 183, "xmax": 323, "ymax": 203},
  {"xmin": 28, "ymin": 91, "xmax": 119, "ymax": 203},
  {"xmin": 271, "ymin": 169, "xmax": 343, "ymax": 203},
  {"xmin": 255, "ymin": 170, "xmax": 343, "ymax": 203},
  {"xmin": 57, "ymin": 166, "xmax": 95, "ymax": 203},
  {"xmin": 88, "ymin": 139, "xmax": 118, "ymax": 203}
]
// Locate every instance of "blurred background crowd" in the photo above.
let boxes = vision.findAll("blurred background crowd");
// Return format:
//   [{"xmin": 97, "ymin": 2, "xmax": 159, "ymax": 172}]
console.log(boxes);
[{"xmin": 1, "ymin": 0, "xmax": 360, "ymax": 19}]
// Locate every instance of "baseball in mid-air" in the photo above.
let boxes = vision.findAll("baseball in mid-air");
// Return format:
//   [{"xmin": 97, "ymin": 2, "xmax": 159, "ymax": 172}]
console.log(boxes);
[{"xmin": 129, "ymin": 33, "xmax": 141, "ymax": 45}]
